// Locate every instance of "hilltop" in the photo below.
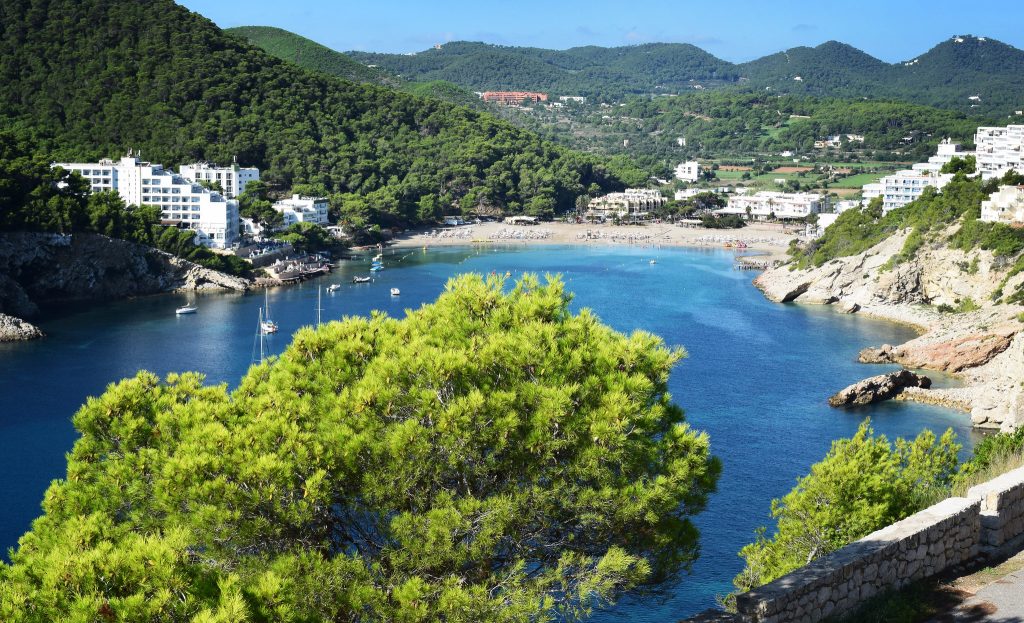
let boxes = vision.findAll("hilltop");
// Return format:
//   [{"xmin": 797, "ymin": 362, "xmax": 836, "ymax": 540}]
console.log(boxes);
[
  {"xmin": 0, "ymin": 0, "xmax": 640, "ymax": 227},
  {"xmin": 344, "ymin": 36, "xmax": 1024, "ymax": 114}
]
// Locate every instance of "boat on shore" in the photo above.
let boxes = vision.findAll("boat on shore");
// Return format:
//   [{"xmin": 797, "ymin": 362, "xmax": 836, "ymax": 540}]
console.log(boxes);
[{"xmin": 175, "ymin": 304, "xmax": 197, "ymax": 315}]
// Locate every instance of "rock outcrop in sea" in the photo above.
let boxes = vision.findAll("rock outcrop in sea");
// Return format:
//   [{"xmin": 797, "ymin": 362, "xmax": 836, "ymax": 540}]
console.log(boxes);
[
  {"xmin": 0, "ymin": 232, "xmax": 250, "ymax": 341},
  {"xmin": 0, "ymin": 313, "xmax": 45, "ymax": 341},
  {"xmin": 828, "ymin": 369, "xmax": 932, "ymax": 407},
  {"xmin": 754, "ymin": 227, "xmax": 1024, "ymax": 430}
]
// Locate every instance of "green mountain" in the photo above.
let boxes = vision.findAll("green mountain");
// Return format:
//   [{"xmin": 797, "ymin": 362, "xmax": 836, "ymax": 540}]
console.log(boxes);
[
  {"xmin": 226, "ymin": 25, "xmax": 398, "ymax": 87},
  {"xmin": 346, "ymin": 36, "xmax": 1024, "ymax": 114},
  {"xmin": 0, "ymin": 0, "xmax": 640, "ymax": 226},
  {"xmin": 227, "ymin": 27, "xmax": 488, "ymax": 111},
  {"xmin": 349, "ymin": 41, "xmax": 738, "ymax": 99}
]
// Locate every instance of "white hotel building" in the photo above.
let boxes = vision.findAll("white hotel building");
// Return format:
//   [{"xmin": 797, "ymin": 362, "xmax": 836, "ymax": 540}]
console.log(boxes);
[
  {"xmin": 861, "ymin": 170, "xmax": 953, "ymax": 213},
  {"xmin": 980, "ymin": 185, "xmax": 1024, "ymax": 226},
  {"xmin": 975, "ymin": 125, "xmax": 1024, "ymax": 180},
  {"xmin": 674, "ymin": 161, "xmax": 701, "ymax": 182},
  {"xmin": 179, "ymin": 161, "xmax": 260, "ymax": 199},
  {"xmin": 272, "ymin": 194, "xmax": 330, "ymax": 226},
  {"xmin": 53, "ymin": 155, "xmax": 239, "ymax": 248},
  {"xmin": 715, "ymin": 191, "xmax": 827, "ymax": 221}
]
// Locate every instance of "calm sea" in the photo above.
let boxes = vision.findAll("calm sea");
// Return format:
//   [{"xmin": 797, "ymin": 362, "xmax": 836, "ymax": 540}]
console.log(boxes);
[{"xmin": 0, "ymin": 244, "xmax": 977, "ymax": 619}]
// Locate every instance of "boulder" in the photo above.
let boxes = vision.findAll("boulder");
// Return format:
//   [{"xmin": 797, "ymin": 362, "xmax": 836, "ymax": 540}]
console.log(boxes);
[
  {"xmin": 840, "ymin": 301, "xmax": 861, "ymax": 314},
  {"xmin": 859, "ymin": 344, "xmax": 898, "ymax": 364},
  {"xmin": 0, "ymin": 313, "xmax": 44, "ymax": 342},
  {"xmin": 829, "ymin": 370, "xmax": 932, "ymax": 407}
]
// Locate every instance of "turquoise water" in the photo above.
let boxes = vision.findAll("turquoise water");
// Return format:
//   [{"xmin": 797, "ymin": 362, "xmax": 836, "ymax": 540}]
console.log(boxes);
[{"xmin": 0, "ymin": 245, "xmax": 977, "ymax": 619}]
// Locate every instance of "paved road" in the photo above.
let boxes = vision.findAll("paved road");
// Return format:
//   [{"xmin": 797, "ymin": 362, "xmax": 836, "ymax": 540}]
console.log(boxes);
[{"xmin": 938, "ymin": 567, "xmax": 1024, "ymax": 622}]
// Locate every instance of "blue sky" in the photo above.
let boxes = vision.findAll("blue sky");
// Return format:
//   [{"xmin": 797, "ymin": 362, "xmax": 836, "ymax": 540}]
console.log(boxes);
[{"xmin": 178, "ymin": 0, "xmax": 1023, "ymax": 63}]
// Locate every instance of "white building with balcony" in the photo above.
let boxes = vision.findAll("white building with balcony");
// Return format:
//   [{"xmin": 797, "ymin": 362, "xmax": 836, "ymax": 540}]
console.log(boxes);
[
  {"xmin": 980, "ymin": 185, "xmax": 1024, "ymax": 225},
  {"xmin": 272, "ymin": 194, "xmax": 329, "ymax": 227},
  {"xmin": 975, "ymin": 125, "xmax": 1024, "ymax": 180},
  {"xmin": 53, "ymin": 155, "xmax": 239, "ymax": 248},
  {"xmin": 179, "ymin": 160, "xmax": 259, "ymax": 199},
  {"xmin": 587, "ymin": 188, "xmax": 666, "ymax": 222},
  {"xmin": 715, "ymin": 191, "xmax": 827, "ymax": 221},
  {"xmin": 862, "ymin": 170, "xmax": 952, "ymax": 213},
  {"xmin": 674, "ymin": 161, "xmax": 701, "ymax": 182}
]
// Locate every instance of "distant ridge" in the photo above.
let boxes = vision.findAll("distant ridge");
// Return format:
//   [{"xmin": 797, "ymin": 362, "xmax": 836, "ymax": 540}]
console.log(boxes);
[{"xmin": 343, "ymin": 35, "xmax": 1024, "ymax": 113}]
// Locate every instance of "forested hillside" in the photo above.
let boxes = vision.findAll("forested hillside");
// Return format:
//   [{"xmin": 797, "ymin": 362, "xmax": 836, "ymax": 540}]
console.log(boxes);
[
  {"xmin": 349, "ymin": 41, "xmax": 739, "ymax": 100},
  {"xmin": 0, "ymin": 0, "xmax": 643, "ymax": 227},
  {"xmin": 347, "ymin": 36, "xmax": 1024, "ymax": 113},
  {"xmin": 227, "ymin": 25, "xmax": 399, "ymax": 87}
]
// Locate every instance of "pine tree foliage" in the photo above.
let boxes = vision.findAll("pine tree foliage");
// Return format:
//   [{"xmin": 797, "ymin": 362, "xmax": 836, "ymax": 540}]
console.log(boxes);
[{"xmin": 0, "ymin": 275, "xmax": 720, "ymax": 622}]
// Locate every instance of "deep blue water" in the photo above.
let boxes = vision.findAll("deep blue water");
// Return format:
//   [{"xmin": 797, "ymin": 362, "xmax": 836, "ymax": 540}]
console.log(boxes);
[{"xmin": 0, "ymin": 245, "xmax": 977, "ymax": 619}]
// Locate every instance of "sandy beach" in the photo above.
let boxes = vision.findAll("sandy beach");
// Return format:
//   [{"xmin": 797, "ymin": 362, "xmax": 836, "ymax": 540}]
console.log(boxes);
[{"xmin": 389, "ymin": 221, "xmax": 798, "ymax": 263}]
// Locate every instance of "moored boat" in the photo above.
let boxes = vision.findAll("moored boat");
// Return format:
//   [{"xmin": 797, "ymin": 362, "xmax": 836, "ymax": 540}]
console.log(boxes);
[
  {"xmin": 327, "ymin": 284, "xmax": 342, "ymax": 292},
  {"xmin": 390, "ymin": 288, "xmax": 401, "ymax": 296},
  {"xmin": 175, "ymin": 304, "xmax": 198, "ymax": 315},
  {"xmin": 352, "ymin": 276, "xmax": 371, "ymax": 283}
]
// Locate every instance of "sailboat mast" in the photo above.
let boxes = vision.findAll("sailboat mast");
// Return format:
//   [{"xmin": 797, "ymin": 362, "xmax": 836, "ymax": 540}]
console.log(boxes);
[
  {"xmin": 317, "ymin": 286, "xmax": 322, "ymax": 327},
  {"xmin": 258, "ymin": 307, "xmax": 265, "ymax": 364}
]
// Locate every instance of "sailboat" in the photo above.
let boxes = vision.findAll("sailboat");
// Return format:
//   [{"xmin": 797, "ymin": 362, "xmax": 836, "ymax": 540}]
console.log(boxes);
[
  {"xmin": 261, "ymin": 289, "xmax": 279, "ymax": 334},
  {"xmin": 175, "ymin": 302, "xmax": 198, "ymax": 315}
]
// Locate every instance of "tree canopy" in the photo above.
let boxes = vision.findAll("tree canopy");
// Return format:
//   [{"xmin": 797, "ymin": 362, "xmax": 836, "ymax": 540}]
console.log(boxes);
[
  {"xmin": 732, "ymin": 420, "xmax": 959, "ymax": 597},
  {"xmin": 0, "ymin": 0, "xmax": 643, "ymax": 227},
  {"xmin": 0, "ymin": 274, "xmax": 720, "ymax": 622}
]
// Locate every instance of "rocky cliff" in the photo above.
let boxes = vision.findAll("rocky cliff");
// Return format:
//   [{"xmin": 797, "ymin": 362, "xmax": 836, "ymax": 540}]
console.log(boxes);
[
  {"xmin": 754, "ymin": 227, "xmax": 1024, "ymax": 431},
  {"xmin": 0, "ymin": 232, "xmax": 250, "ymax": 340}
]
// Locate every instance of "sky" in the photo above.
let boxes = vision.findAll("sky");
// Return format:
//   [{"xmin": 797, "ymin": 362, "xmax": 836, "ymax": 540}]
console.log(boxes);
[{"xmin": 178, "ymin": 0, "xmax": 1023, "ymax": 63}]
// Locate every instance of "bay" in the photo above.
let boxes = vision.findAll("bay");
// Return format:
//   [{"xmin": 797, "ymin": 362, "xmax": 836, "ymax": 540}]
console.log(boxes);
[{"xmin": 0, "ymin": 244, "xmax": 976, "ymax": 619}]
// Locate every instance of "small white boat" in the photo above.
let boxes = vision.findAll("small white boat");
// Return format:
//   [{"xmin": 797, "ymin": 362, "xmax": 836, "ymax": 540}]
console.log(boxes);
[
  {"xmin": 327, "ymin": 284, "xmax": 342, "ymax": 292},
  {"xmin": 261, "ymin": 290, "xmax": 279, "ymax": 334},
  {"xmin": 649, "ymin": 260, "xmax": 657, "ymax": 265},
  {"xmin": 175, "ymin": 304, "xmax": 198, "ymax": 315},
  {"xmin": 390, "ymin": 288, "xmax": 401, "ymax": 296},
  {"xmin": 352, "ymin": 276, "xmax": 371, "ymax": 283}
]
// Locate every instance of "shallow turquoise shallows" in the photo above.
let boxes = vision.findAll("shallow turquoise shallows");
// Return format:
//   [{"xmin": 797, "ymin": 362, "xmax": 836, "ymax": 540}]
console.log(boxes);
[{"xmin": 0, "ymin": 245, "xmax": 977, "ymax": 619}]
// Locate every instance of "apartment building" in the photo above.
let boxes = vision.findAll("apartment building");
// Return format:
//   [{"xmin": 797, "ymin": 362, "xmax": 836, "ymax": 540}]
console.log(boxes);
[
  {"xmin": 715, "ymin": 191, "xmax": 827, "ymax": 220},
  {"xmin": 975, "ymin": 125, "xmax": 1024, "ymax": 180},
  {"xmin": 674, "ymin": 161, "xmax": 701, "ymax": 182},
  {"xmin": 179, "ymin": 161, "xmax": 259, "ymax": 199},
  {"xmin": 980, "ymin": 185, "xmax": 1024, "ymax": 225},
  {"xmin": 272, "ymin": 194, "xmax": 330, "ymax": 226},
  {"xmin": 53, "ymin": 155, "xmax": 239, "ymax": 248}
]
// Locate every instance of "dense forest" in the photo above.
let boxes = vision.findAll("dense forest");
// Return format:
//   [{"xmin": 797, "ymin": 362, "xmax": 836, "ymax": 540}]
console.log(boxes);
[
  {"xmin": 0, "ymin": 0, "xmax": 645, "ymax": 230},
  {"xmin": 347, "ymin": 36, "xmax": 1024, "ymax": 114}
]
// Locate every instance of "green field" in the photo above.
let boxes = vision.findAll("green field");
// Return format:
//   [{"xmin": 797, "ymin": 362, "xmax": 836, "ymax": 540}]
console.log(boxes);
[{"xmin": 831, "ymin": 172, "xmax": 886, "ymax": 189}]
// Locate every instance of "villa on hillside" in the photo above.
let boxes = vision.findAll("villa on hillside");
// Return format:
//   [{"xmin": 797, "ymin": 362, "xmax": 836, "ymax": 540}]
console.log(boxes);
[
  {"xmin": 674, "ymin": 160, "xmax": 701, "ymax": 182},
  {"xmin": 179, "ymin": 160, "xmax": 260, "ymax": 199},
  {"xmin": 272, "ymin": 194, "xmax": 330, "ymax": 227},
  {"xmin": 715, "ymin": 191, "xmax": 827, "ymax": 221},
  {"xmin": 980, "ymin": 185, "xmax": 1024, "ymax": 226}
]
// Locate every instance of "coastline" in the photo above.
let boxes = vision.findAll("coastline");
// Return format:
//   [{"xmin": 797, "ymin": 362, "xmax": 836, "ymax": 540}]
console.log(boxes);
[
  {"xmin": 753, "ymin": 230, "xmax": 1024, "ymax": 431},
  {"xmin": 388, "ymin": 221, "xmax": 796, "ymax": 265}
]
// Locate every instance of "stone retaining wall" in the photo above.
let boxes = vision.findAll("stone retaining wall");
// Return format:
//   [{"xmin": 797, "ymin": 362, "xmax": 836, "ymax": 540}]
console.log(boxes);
[
  {"xmin": 969, "ymin": 465, "xmax": 1024, "ymax": 553},
  {"xmin": 685, "ymin": 465, "xmax": 1024, "ymax": 623}
]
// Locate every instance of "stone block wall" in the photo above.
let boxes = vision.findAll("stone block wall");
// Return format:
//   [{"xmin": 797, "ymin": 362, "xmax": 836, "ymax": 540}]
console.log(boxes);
[
  {"xmin": 680, "ymin": 465, "xmax": 1024, "ymax": 623},
  {"xmin": 733, "ymin": 497, "xmax": 981, "ymax": 623},
  {"xmin": 968, "ymin": 465, "xmax": 1024, "ymax": 552}
]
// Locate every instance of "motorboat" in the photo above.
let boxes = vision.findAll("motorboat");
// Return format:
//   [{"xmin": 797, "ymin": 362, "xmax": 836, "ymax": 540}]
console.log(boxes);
[
  {"xmin": 327, "ymin": 284, "xmax": 342, "ymax": 292},
  {"xmin": 390, "ymin": 288, "xmax": 401, "ymax": 296},
  {"xmin": 175, "ymin": 304, "xmax": 198, "ymax": 315},
  {"xmin": 370, "ymin": 265, "xmax": 383, "ymax": 272},
  {"xmin": 649, "ymin": 259, "xmax": 657, "ymax": 265},
  {"xmin": 352, "ymin": 276, "xmax": 371, "ymax": 283}
]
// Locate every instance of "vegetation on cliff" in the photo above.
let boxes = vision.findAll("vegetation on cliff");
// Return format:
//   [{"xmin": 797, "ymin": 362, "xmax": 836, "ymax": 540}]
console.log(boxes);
[
  {"xmin": 790, "ymin": 166, "xmax": 1024, "ymax": 275},
  {"xmin": 731, "ymin": 420, "xmax": 959, "ymax": 597},
  {"xmin": 0, "ymin": 275, "xmax": 720, "ymax": 622},
  {"xmin": 0, "ymin": 0, "xmax": 643, "ymax": 227}
]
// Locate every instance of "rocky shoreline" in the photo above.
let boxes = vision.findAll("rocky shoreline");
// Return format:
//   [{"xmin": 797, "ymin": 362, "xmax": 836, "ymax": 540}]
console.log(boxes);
[
  {"xmin": 754, "ymin": 228, "xmax": 1024, "ymax": 431},
  {"xmin": 0, "ymin": 232, "xmax": 251, "ymax": 342}
]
